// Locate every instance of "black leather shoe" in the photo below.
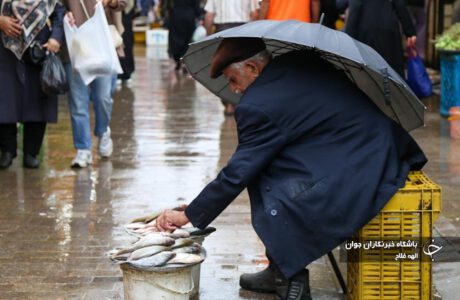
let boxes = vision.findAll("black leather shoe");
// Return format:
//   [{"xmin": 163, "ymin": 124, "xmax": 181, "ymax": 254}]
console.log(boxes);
[
  {"xmin": 275, "ymin": 269, "xmax": 312, "ymax": 300},
  {"xmin": 0, "ymin": 151, "xmax": 16, "ymax": 169},
  {"xmin": 239, "ymin": 264, "xmax": 277, "ymax": 293},
  {"xmin": 23, "ymin": 154, "xmax": 39, "ymax": 169}
]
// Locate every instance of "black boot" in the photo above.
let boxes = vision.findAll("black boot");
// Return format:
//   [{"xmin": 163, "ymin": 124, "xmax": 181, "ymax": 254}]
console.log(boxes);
[
  {"xmin": 23, "ymin": 153, "xmax": 39, "ymax": 169},
  {"xmin": 0, "ymin": 151, "xmax": 16, "ymax": 169},
  {"xmin": 239, "ymin": 263, "xmax": 277, "ymax": 293},
  {"xmin": 276, "ymin": 269, "xmax": 312, "ymax": 300}
]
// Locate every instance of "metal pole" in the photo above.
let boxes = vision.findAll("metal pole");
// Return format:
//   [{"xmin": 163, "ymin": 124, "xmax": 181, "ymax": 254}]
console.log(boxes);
[{"xmin": 327, "ymin": 251, "xmax": 347, "ymax": 295}]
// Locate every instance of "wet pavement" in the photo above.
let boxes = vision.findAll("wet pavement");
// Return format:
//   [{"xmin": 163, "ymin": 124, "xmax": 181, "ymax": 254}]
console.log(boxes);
[{"xmin": 0, "ymin": 45, "xmax": 459, "ymax": 299}]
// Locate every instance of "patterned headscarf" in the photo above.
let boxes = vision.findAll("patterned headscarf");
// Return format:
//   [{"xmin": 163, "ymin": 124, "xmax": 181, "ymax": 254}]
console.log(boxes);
[{"xmin": 1, "ymin": 0, "xmax": 57, "ymax": 59}]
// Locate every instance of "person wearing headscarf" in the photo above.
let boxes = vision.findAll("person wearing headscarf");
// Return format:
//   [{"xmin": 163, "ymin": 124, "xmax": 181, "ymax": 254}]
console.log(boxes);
[
  {"xmin": 345, "ymin": 0, "xmax": 417, "ymax": 77},
  {"xmin": 0, "ymin": 0, "xmax": 65, "ymax": 169},
  {"xmin": 118, "ymin": 0, "xmax": 136, "ymax": 83},
  {"xmin": 161, "ymin": 0, "xmax": 202, "ymax": 72}
]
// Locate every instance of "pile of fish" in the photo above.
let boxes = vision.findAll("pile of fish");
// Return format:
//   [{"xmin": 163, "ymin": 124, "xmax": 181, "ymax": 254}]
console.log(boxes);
[{"xmin": 110, "ymin": 212, "xmax": 215, "ymax": 270}]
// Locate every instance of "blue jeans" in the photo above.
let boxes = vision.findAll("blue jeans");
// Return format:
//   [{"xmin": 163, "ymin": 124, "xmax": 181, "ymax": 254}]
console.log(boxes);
[{"xmin": 65, "ymin": 64, "xmax": 113, "ymax": 150}]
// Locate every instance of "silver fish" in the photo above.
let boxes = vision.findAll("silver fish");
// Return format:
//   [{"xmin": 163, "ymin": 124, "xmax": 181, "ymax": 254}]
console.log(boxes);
[
  {"xmin": 115, "ymin": 234, "xmax": 175, "ymax": 255},
  {"xmin": 168, "ymin": 229, "xmax": 190, "ymax": 239},
  {"xmin": 172, "ymin": 243, "xmax": 202, "ymax": 254},
  {"xmin": 128, "ymin": 245, "xmax": 170, "ymax": 261},
  {"xmin": 130, "ymin": 211, "xmax": 162, "ymax": 224},
  {"xmin": 126, "ymin": 251, "xmax": 176, "ymax": 269},
  {"xmin": 110, "ymin": 252, "xmax": 130, "ymax": 262},
  {"xmin": 125, "ymin": 222, "xmax": 146, "ymax": 230},
  {"xmin": 132, "ymin": 227, "xmax": 159, "ymax": 235},
  {"xmin": 171, "ymin": 238, "xmax": 194, "ymax": 249},
  {"xmin": 168, "ymin": 253, "xmax": 203, "ymax": 265}
]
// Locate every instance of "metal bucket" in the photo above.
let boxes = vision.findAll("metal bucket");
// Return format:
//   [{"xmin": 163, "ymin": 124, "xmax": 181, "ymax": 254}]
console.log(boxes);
[
  {"xmin": 121, "ymin": 264, "xmax": 194, "ymax": 300},
  {"xmin": 189, "ymin": 235, "xmax": 206, "ymax": 298}
]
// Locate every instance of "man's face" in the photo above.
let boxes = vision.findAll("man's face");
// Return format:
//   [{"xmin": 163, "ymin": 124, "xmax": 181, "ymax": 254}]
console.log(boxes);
[{"xmin": 222, "ymin": 62, "xmax": 259, "ymax": 94}]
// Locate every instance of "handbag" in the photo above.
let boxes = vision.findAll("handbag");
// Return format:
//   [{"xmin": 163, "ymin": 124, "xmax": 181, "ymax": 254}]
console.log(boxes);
[
  {"xmin": 40, "ymin": 52, "xmax": 69, "ymax": 95},
  {"xmin": 406, "ymin": 46, "xmax": 432, "ymax": 99},
  {"xmin": 25, "ymin": 41, "xmax": 47, "ymax": 65}
]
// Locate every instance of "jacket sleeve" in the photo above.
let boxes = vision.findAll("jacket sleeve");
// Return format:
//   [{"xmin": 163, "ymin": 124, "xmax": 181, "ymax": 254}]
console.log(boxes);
[
  {"xmin": 185, "ymin": 103, "xmax": 288, "ymax": 228},
  {"xmin": 49, "ymin": 3, "xmax": 65, "ymax": 43},
  {"xmin": 393, "ymin": 0, "xmax": 416, "ymax": 37}
]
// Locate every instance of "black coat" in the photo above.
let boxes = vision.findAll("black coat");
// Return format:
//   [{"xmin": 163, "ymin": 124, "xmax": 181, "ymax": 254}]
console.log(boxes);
[
  {"xmin": 0, "ymin": 3, "xmax": 65, "ymax": 124},
  {"xmin": 345, "ymin": 0, "xmax": 416, "ymax": 77},
  {"xmin": 185, "ymin": 51, "xmax": 427, "ymax": 278},
  {"xmin": 166, "ymin": 0, "xmax": 201, "ymax": 62}
]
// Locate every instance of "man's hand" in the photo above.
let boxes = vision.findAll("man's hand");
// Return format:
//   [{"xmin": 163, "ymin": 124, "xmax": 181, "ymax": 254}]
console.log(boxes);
[
  {"xmin": 101, "ymin": 0, "xmax": 118, "ymax": 8},
  {"xmin": 65, "ymin": 12, "xmax": 76, "ymax": 27},
  {"xmin": 156, "ymin": 209, "xmax": 189, "ymax": 232},
  {"xmin": 43, "ymin": 38, "xmax": 60, "ymax": 53},
  {"xmin": 204, "ymin": 12, "xmax": 215, "ymax": 36},
  {"xmin": 0, "ymin": 16, "xmax": 22, "ymax": 37},
  {"xmin": 259, "ymin": 0, "xmax": 270, "ymax": 20},
  {"xmin": 407, "ymin": 36, "xmax": 417, "ymax": 49}
]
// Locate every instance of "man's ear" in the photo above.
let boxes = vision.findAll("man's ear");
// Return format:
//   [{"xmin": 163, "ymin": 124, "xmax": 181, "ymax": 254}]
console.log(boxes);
[{"xmin": 244, "ymin": 61, "xmax": 260, "ymax": 78}]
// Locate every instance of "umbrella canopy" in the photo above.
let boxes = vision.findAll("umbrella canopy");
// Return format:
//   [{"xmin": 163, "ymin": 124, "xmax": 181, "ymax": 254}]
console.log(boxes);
[{"xmin": 183, "ymin": 20, "xmax": 425, "ymax": 132}]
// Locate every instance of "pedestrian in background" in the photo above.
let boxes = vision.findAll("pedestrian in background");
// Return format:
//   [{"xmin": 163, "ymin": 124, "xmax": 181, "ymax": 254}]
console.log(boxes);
[
  {"xmin": 203, "ymin": 0, "xmax": 259, "ymax": 116},
  {"xmin": 161, "ymin": 0, "xmax": 202, "ymax": 72},
  {"xmin": 319, "ymin": 0, "xmax": 340, "ymax": 29},
  {"xmin": 62, "ymin": 0, "xmax": 127, "ymax": 168},
  {"xmin": 139, "ymin": 0, "xmax": 155, "ymax": 18},
  {"xmin": 345, "ymin": 0, "xmax": 417, "ymax": 78},
  {"xmin": 259, "ymin": 0, "xmax": 320, "ymax": 23},
  {"xmin": 406, "ymin": 0, "xmax": 428, "ymax": 59},
  {"xmin": 0, "ymin": 0, "xmax": 65, "ymax": 169},
  {"xmin": 119, "ymin": 0, "xmax": 136, "ymax": 84}
]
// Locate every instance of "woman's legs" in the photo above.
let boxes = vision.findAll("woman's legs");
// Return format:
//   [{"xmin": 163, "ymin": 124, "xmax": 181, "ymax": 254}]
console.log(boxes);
[
  {"xmin": 0, "ymin": 123, "xmax": 17, "ymax": 169},
  {"xmin": 23, "ymin": 122, "xmax": 46, "ymax": 157},
  {"xmin": 0, "ymin": 123, "xmax": 17, "ymax": 154},
  {"xmin": 22, "ymin": 122, "xmax": 46, "ymax": 168}
]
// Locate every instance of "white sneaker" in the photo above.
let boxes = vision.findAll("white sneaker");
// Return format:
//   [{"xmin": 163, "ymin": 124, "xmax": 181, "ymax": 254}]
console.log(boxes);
[
  {"xmin": 98, "ymin": 127, "xmax": 113, "ymax": 158},
  {"xmin": 71, "ymin": 149, "xmax": 93, "ymax": 168}
]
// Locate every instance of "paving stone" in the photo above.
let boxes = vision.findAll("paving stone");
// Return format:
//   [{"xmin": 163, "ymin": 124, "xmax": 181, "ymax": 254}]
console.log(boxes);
[{"xmin": 0, "ymin": 45, "xmax": 457, "ymax": 299}]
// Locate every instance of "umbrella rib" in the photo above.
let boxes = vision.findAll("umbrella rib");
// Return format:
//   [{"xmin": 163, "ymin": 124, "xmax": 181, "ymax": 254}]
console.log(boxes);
[
  {"xmin": 335, "ymin": 56, "xmax": 358, "ymax": 85},
  {"xmin": 392, "ymin": 82, "xmax": 425, "ymax": 124},
  {"xmin": 362, "ymin": 68, "xmax": 403, "ymax": 126},
  {"xmin": 182, "ymin": 39, "xmax": 222, "ymax": 59},
  {"xmin": 321, "ymin": 55, "xmax": 362, "ymax": 85},
  {"xmin": 265, "ymin": 40, "xmax": 304, "ymax": 55},
  {"xmin": 322, "ymin": 54, "xmax": 363, "ymax": 70},
  {"xmin": 215, "ymin": 80, "xmax": 231, "ymax": 95},
  {"xmin": 192, "ymin": 62, "xmax": 212, "ymax": 76}
]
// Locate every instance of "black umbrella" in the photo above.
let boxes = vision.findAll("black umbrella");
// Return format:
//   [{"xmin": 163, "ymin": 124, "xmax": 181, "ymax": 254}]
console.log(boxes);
[{"xmin": 183, "ymin": 20, "xmax": 425, "ymax": 132}]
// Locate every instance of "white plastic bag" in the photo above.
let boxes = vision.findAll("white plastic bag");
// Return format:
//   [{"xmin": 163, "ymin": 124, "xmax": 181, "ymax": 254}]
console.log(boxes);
[
  {"xmin": 64, "ymin": 2, "xmax": 122, "ymax": 85},
  {"xmin": 192, "ymin": 25, "xmax": 206, "ymax": 42}
]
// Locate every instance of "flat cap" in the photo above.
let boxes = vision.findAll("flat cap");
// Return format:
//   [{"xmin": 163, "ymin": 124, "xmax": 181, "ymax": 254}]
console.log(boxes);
[{"xmin": 210, "ymin": 38, "xmax": 266, "ymax": 79}]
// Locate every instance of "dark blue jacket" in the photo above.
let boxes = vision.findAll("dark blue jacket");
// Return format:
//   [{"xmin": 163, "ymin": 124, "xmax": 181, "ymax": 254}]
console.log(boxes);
[{"xmin": 185, "ymin": 51, "xmax": 427, "ymax": 278}]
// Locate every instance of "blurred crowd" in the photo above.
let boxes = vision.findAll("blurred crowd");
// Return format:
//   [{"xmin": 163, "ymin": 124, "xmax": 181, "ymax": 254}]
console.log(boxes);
[{"xmin": 0, "ymin": 0, "xmax": 457, "ymax": 171}]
